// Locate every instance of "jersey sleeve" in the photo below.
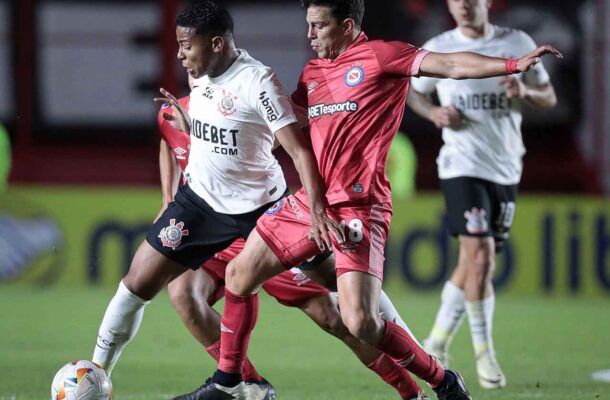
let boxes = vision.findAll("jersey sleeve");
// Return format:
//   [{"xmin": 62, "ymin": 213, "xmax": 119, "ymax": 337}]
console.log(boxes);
[
  {"xmin": 249, "ymin": 69, "xmax": 298, "ymax": 134},
  {"xmin": 371, "ymin": 40, "xmax": 430, "ymax": 77},
  {"xmin": 409, "ymin": 38, "xmax": 440, "ymax": 94},
  {"xmin": 290, "ymin": 71, "xmax": 309, "ymax": 128},
  {"xmin": 517, "ymin": 30, "xmax": 551, "ymax": 85}
]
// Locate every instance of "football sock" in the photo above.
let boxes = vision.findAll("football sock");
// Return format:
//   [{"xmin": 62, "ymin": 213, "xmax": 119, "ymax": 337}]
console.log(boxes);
[
  {"xmin": 466, "ymin": 295, "xmax": 495, "ymax": 357},
  {"xmin": 379, "ymin": 289, "xmax": 419, "ymax": 344},
  {"xmin": 427, "ymin": 281, "xmax": 466, "ymax": 350},
  {"xmin": 367, "ymin": 353, "xmax": 423, "ymax": 399},
  {"xmin": 217, "ymin": 290, "xmax": 259, "ymax": 378},
  {"xmin": 206, "ymin": 340, "xmax": 263, "ymax": 382},
  {"xmin": 92, "ymin": 280, "xmax": 150, "ymax": 375},
  {"xmin": 377, "ymin": 320, "xmax": 445, "ymax": 386}
]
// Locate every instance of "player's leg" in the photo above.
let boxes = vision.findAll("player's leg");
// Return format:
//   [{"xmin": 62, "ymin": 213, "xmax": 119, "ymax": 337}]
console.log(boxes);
[
  {"xmin": 169, "ymin": 260, "xmax": 271, "ymax": 383},
  {"xmin": 298, "ymin": 293, "xmax": 426, "ymax": 399},
  {"xmin": 93, "ymin": 240, "xmax": 188, "ymax": 375}
]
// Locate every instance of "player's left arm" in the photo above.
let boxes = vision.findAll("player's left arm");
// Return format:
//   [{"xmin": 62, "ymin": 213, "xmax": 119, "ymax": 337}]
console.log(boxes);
[
  {"xmin": 500, "ymin": 77, "xmax": 557, "ymax": 109},
  {"xmin": 418, "ymin": 45, "xmax": 563, "ymax": 80},
  {"xmin": 275, "ymin": 123, "xmax": 344, "ymax": 250}
]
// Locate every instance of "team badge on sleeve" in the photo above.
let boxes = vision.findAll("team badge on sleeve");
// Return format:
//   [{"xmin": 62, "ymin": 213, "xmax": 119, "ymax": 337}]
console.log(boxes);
[
  {"xmin": 158, "ymin": 218, "xmax": 189, "ymax": 250},
  {"xmin": 344, "ymin": 66, "xmax": 365, "ymax": 87},
  {"xmin": 464, "ymin": 207, "xmax": 488, "ymax": 234}
]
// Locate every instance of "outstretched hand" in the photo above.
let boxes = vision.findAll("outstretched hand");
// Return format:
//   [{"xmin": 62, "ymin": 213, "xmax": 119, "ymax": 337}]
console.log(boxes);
[
  {"xmin": 517, "ymin": 45, "xmax": 563, "ymax": 73},
  {"xmin": 308, "ymin": 208, "xmax": 345, "ymax": 252},
  {"xmin": 154, "ymin": 88, "xmax": 191, "ymax": 133}
]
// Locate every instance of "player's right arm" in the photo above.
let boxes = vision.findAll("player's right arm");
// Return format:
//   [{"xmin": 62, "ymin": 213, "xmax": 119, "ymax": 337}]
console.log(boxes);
[
  {"xmin": 159, "ymin": 139, "xmax": 181, "ymax": 207},
  {"xmin": 407, "ymin": 90, "xmax": 461, "ymax": 129}
]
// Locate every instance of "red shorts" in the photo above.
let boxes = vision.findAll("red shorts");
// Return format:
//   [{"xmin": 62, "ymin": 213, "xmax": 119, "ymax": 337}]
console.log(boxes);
[
  {"xmin": 256, "ymin": 189, "xmax": 392, "ymax": 281},
  {"xmin": 201, "ymin": 240, "xmax": 330, "ymax": 307}
]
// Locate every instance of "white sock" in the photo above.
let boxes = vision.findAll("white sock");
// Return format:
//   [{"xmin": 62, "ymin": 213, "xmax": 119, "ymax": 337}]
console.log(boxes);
[
  {"xmin": 428, "ymin": 281, "xmax": 466, "ymax": 350},
  {"xmin": 465, "ymin": 294, "xmax": 495, "ymax": 357},
  {"xmin": 92, "ymin": 280, "xmax": 150, "ymax": 375},
  {"xmin": 378, "ymin": 289, "xmax": 419, "ymax": 345}
]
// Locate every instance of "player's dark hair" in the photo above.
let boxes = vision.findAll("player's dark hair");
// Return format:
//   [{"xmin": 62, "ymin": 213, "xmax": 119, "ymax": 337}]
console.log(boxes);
[
  {"xmin": 177, "ymin": 1, "xmax": 233, "ymax": 37},
  {"xmin": 301, "ymin": 0, "xmax": 364, "ymax": 28}
]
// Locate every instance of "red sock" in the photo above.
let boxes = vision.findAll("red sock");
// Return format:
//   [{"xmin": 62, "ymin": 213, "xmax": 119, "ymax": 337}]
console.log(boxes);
[
  {"xmin": 376, "ymin": 321, "xmax": 445, "ymax": 386},
  {"xmin": 218, "ymin": 290, "xmax": 259, "ymax": 374},
  {"xmin": 206, "ymin": 341, "xmax": 263, "ymax": 382},
  {"xmin": 367, "ymin": 354, "xmax": 422, "ymax": 399}
]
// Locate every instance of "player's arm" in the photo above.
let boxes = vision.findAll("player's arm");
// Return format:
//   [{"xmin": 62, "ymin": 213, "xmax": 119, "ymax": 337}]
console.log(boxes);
[
  {"xmin": 154, "ymin": 139, "xmax": 181, "ymax": 222},
  {"xmin": 419, "ymin": 45, "xmax": 562, "ymax": 80},
  {"xmin": 407, "ymin": 89, "xmax": 461, "ymax": 129},
  {"xmin": 500, "ymin": 78, "xmax": 557, "ymax": 109},
  {"xmin": 275, "ymin": 123, "xmax": 345, "ymax": 250}
]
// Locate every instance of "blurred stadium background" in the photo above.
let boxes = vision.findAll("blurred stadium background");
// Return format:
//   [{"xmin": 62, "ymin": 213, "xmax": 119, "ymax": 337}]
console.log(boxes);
[{"xmin": 0, "ymin": 0, "xmax": 609, "ymax": 399}]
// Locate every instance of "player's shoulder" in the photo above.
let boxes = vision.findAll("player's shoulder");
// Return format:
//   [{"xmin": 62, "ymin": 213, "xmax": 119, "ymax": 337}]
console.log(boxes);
[
  {"xmin": 492, "ymin": 25, "xmax": 536, "ymax": 46},
  {"xmin": 235, "ymin": 50, "xmax": 275, "ymax": 80},
  {"xmin": 422, "ymin": 29, "xmax": 460, "ymax": 52}
]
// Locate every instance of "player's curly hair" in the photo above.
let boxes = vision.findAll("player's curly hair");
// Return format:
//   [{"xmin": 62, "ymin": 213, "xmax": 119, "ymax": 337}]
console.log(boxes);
[
  {"xmin": 177, "ymin": 0, "xmax": 233, "ymax": 36},
  {"xmin": 301, "ymin": 0, "xmax": 364, "ymax": 27}
]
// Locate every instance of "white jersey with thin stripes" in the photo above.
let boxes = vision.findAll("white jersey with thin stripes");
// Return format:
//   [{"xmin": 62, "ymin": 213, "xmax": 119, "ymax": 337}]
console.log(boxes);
[
  {"xmin": 185, "ymin": 50, "xmax": 297, "ymax": 214},
  {"xmin": 411, "ymin": 25, "xmax": 550, "ymax": 185}
]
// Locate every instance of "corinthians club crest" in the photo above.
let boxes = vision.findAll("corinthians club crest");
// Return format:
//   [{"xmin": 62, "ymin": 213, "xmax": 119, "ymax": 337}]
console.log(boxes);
[
  {"xmin": 158, "ymin": 218, "xmax": 189, "ymax": 250},
  {"xmin": 218, "ymin": 89, "xmax": 238, "ymax": 117}
]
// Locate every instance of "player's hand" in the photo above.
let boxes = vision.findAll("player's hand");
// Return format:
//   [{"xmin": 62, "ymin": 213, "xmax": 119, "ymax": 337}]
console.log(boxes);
[
  {"xmin": 500, "ymin": 76, "xmax": 527, "ymax": 99},
  {"xmin": 516, "ymin": 45, "xmax": 563, "ymax": 73},
  {"xmin": 154, "ymin": 88, "xmax": 191, "ymax": 133},
  {"xmin": 308, "ymin": 208, "xmax": 345, "ymax": 252},
  {"xmin": 429, "ymin": 106, "xmax": 461, "ymax": 129}
]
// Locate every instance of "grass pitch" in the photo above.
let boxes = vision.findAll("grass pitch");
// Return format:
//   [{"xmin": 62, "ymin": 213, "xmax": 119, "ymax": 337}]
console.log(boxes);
[{"xmin": 1, "ymin": 284, "xmax": 608, "ymax": 399}]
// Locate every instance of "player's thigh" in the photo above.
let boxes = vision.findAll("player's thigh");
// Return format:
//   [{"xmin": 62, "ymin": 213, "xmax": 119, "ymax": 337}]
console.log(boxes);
[
  {"xmin": 299, "ymin": 252, "xmax": 336, "ymax": 290},
  {"xmin": 490, "ymin": 182, "xmax": 518, "ymax": 247},
  {"xmin": 123, "ymin": 240, "xmax": 189, "ymax": 300},
  {"xmin": 441, "ymin": 177, "xmax": 496, "ymax": 239},
  {"xmin": 262, "ymin": 268, "xmax": 331, "ymax": 308},
  {"xmin": 147, "ymin": 184, "xmax": 238, "ymax": 269},
  {"xmin": 336, "ymin": 270, "xmax": 383, "ymax": 328},
  {"xmin": 255, "ymin": 190, "xmax": 322, "ymax": 268},
  {"xmin": 331, "ymin": 203, "xmax": 391, "ymax": 282}
]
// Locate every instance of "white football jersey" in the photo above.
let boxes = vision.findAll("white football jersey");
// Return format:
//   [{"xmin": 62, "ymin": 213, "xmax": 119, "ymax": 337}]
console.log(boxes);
[
  {"xmin": 411, "ymin": 25, "xmax": 550, "ymax": 185},
  {"xmin": 185, "ymin": 50, "xmax": 297, "ymax": 214}
]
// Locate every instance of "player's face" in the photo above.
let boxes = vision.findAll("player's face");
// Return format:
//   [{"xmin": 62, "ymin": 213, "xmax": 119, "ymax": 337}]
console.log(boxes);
[
  {"xmin": 176, "ymin": 26, "xmax": 216, "ymax": 79},
  {"xmin": 446, "ymin": 0, "xmax": 490, "ymax": 30},
  {"xmin": 306, "ymin": 5, "xmax": 351, "ymax": 60}
]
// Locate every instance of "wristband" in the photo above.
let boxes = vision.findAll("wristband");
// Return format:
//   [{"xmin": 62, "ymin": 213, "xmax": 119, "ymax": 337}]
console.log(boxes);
[{"xmin": 505, "ymin": 59, "xmax": 518, "ymax": 74}]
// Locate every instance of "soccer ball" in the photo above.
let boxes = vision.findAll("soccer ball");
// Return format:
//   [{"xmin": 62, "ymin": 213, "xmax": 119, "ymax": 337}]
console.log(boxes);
[{"xmin": 51, "ymin": 360, "xmax": 112, "ymax": 400}]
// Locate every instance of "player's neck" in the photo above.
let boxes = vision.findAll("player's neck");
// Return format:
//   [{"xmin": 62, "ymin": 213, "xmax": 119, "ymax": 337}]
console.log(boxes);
[
  {"xmin": 459, "ymin": 22, "xmax": 490, "ymax": 39},
  {"xmin": 328, "ymin": 30, "xmax": 361, "ymax": 60},
  {"xmin": 210, "ymin": 47, "xmax": 240, "ymax": 78}
]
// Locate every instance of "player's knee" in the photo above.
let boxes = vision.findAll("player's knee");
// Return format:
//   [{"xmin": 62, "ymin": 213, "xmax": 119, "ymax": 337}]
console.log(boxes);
[
  {"xmin": 341, "ymin": 310, "xmax": 378, "ymax": 343},
  {"xmin": 225, "ymin": 259, "xmax": 257, "ymax": 295}
]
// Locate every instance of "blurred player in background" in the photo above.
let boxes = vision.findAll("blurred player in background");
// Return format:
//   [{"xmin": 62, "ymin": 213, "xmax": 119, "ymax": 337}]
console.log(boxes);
[
  {"xmin": 407, "ymin": 0, "xmax": 557, "ymax": 390},
  {"xmin": 176, "ymin": 0, "xmax": 561, "ymax": 399},
  {"xmin": 158, "ymin": 92, "xmax": 430, "ymax": 400},
  {"xmin": 90, "ymin": 0, "xmax": 342, "ymax": 391}
]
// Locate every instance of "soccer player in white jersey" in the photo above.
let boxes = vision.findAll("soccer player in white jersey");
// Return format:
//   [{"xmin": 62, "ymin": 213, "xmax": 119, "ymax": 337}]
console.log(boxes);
[
  {"xmin": 90, "ymin": 0, "xmax": 342, "ymax": 392},
  {"xmin": 407, "ymin": 0, "xmax": 558, "ymax": 390}
]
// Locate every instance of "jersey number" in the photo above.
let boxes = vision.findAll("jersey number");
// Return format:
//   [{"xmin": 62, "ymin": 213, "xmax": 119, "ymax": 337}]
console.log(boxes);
[{"xmin": 340, "ymin": 219, "xmax": 364, "ymax": 243}]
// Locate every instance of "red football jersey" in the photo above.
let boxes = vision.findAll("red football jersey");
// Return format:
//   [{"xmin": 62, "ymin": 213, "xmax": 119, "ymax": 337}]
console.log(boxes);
[
  {"xmin": 291, "ymin": 33, "xmax": 428, "ymax": 206},
  {"xmin": 157, "ymin": 96, "xmax": 191, "ymax": 173}
]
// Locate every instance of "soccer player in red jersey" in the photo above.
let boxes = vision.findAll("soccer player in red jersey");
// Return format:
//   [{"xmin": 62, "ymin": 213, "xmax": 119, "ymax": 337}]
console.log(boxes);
[
  {"xmin": 176, "ymin": 1, "xmax": 562, "ymax": 399},
  {"xmin": 159, "ymin": 95, "xmax": 430, "ymax": 400}
]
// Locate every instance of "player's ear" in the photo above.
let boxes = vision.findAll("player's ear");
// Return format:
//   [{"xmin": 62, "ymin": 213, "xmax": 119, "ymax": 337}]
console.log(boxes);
[
  {"xmin": 210, "ymin": 35, "xmax": 224, "ymax": 53},
  {"xmin": 342, "ymin": 18, "xmax": 355, "ymax": 35}
]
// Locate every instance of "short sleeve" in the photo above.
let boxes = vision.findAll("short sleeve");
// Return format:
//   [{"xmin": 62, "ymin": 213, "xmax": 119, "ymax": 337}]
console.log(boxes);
[
  {"xmin": 290, "ymin": 71, "xmax": 309, "ymax": 128},
  {"xmin": 370, "ymin": 41, "xmax": 430, "ymax": 77},
  {"xmin": 518, "ymin": 31, "xmax": 551, "ymax": 85},
  {"xmin": 249, "ymin": 69, "xmax": 298, "ymax": 134}
]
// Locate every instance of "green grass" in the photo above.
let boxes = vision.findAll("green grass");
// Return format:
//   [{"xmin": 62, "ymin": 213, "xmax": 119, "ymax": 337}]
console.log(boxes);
[{"xmin": 1, "ymin": 284, "xmax": 608, "ymax": 399}]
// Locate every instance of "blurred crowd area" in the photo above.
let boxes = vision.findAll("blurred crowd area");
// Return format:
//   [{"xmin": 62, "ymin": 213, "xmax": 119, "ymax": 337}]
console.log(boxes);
[{"xmin": 0, "ymin": 0, "xmax": 607, "ymax": 194}]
